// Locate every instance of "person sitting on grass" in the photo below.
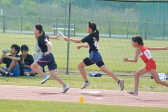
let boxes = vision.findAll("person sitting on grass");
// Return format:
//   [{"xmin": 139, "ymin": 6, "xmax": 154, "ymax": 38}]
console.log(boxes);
[
  {"xmin": 20, "ymin": 45, "xmax": 36, "ymax": 76},
  {"xmin": 0, "ymin": 44, "xmax": 21, "ymax": 77}
]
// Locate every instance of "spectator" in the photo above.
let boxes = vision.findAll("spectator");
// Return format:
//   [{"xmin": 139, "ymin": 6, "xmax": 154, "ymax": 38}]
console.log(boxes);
[
  {"xmin": 0, "ymin": 44, "xmax": 21, "ymax": 77},
  {"xmin": 20, "ymin": 45, "xmax": 35, "ymax": 76}
]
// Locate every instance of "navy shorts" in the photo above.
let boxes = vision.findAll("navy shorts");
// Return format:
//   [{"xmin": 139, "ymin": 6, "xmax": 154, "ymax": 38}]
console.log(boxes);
[
  {"xmin": 83, "ymin": 51, "xmax": 104, "ymax": 67},
  {"xmin": 37, "ymin": 53, "xmax": 57, "ymax": 71}
]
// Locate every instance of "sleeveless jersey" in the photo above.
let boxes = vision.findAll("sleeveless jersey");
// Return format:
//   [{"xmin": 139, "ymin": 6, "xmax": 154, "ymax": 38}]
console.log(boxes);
[{"xmin": 138, "ymin": 45, "xmax": 153, "ymax": 63}]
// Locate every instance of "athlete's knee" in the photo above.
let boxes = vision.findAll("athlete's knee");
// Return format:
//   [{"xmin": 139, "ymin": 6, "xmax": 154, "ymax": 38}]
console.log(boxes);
[
  {"xmin": 30, "ymin": 64, "xmax": 33, "ymax": 69},
  {"xmin": 30, "ymin": 63, "xmax": 36, "ymax": 69},
  {"xmin": 78, "ymin": 62, "xmax": 86, "ymax": 69},
  {"xmin": 134, "ymin": 72, "xmax": 139, "ymax": 78},
  {"xmin": 78, "ymin": 64, "xmax": 83, "ymax": 69},
  {"xmin": 101, "ymin": 69, "xmax": 108, "ymax": 74}
]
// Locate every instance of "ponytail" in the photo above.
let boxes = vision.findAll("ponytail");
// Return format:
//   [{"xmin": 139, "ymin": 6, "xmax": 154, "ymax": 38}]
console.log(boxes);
[
  {"xmin": 41, "ymin": 30, "xmax": 46, "ymax": 39},
  {"xmin": 94, "ymin": 29, "xmax": 99, "ymax": 42},
  {"xmin": 88, "ymin": 22, "xmax": 99, "ymax": 41}
]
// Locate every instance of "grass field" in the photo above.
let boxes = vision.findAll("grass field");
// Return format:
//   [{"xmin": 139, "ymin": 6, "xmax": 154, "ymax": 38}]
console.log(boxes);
[
  {"xmin": 0, "ymin": 33, "xmax": 168, "ymax": 74},
  {"xmin": 0, "ymin": 75, "xmax": 168, "ymax": 92},
  {"xmin": 0, "ymin": 99, "xmax": 168, "ymax": 112},
  {"xmin": 0, "ymin": 33, "xmax": 168, "ymax": 111}
]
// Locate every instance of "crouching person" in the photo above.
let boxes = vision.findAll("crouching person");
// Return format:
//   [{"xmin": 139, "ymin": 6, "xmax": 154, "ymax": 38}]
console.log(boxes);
[{"xmin": 0, "ymin": 44, "xmax": 21, "ymax": 77}]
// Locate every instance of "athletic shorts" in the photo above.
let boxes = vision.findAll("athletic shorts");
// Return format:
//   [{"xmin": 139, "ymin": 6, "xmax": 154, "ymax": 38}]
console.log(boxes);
[
  {"xmin": 37, "ymin": 53, "xmax": 57, "ymax": 71},
  {"xmin": 83, "ymin": 51, "xmax": 104, "ymax": 67},
  {"xmin": 145, "ymin": 59, "xmax": 156, "ymax": 71},
  {"xmin": 2, "ymin": 64, "xmax": 20, "ymax": 77}
]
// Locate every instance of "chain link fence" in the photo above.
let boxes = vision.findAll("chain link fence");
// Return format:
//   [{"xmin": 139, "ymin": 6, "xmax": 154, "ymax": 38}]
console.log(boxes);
[{"xmin": 0, "ymin": 16, "xmax": 168, "ymax": 40}]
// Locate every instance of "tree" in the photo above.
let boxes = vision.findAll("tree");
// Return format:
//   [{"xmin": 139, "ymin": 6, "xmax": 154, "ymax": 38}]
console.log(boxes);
[{"xmin": 19, "ymin": 0, "xmax": 38, "ymax": 16}]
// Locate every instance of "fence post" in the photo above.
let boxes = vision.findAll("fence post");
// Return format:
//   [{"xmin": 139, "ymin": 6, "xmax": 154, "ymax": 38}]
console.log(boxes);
[
  {"xmin": 145, "ymin": 22, "xmax": 147, "ymax": 40},
  {"xmin": 74, "ymin": 19, "xmax": 75, "ymax": 36},
  {"xmin": 3, "ymin": 16, "xmax": 5, "ymax": 33},
  {"xmin": 66, "ymin": 0, "xmax": 72, "ymax": 75},
  {"xmin": 56, "ymin": 18, "xmax": 58, "ymax": 35},
  {"xmin": 163, "ymin": 2, "xmax": 166, "ymax": 40},
  {"xmin": 64, "ymin": 18, "xmax": 66, "ymax": 35},
  {"xmin": 53, "ymin": 18, "xmax": 58, "ymax": 35},
  {"xmin": 163, "ymin": 23, "xmax": 165, "ymax": 40},
  {"xmin": 127, "ymin": 22, "xmax": 129, "ymax": 39},
  {"xmin": 21, "ymin": 16, "xmax": 23, "ymax": 34},
  {"xmin": 109, "ymin": 21, "xmax": 111, "ymax": 38},
  {"xmin": 53, "ymin": 19, "xmax": 56, "ymax": 35},
  {"xmin": 39, "ymin": 17, "xmax": 41, "ymax": 23}
]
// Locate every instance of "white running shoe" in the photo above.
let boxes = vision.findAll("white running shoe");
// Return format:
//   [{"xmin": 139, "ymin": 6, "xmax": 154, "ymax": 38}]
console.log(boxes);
[
  {"xmin": 118, "ymin": 80, "xmax": 124, "ymax": 91},
  {"xmin": 41, "ymin": 75, "xmax": 50, "ymax": 84},
  {"xmin": 81, "ymin": 81, "xmax": 90, "ymax": 89},
  {"xmin": 61, "ymin": 85, "xmax": 69, "ymax": 93},
  {"xmin": 6, "ymin": 72, "xmax": 13, "ymax": 77},
  {"xmin": 127, "ymin": 90, "xmax": 138, "ymax": 96}
]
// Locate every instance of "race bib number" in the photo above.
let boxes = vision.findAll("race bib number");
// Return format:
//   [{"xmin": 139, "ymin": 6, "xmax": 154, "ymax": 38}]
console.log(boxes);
[
  {"xmin": 143, "ymin": 50, "xmax": 152, "ymax": 60},
  {"xmin": 93, "ymin": 37, "xmax": 99, "ymax": 49}
]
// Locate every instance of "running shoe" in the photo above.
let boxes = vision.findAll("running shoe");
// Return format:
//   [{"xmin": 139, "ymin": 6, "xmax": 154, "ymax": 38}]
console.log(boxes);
[
  {"xmin": 118, "ymin": 80, "xmax": 124, "ymax": 91},
  {"xmin": 61, "ymin": 85, "xmax": 69, "ymax": 93},
  {"xmin": 41, "ymin": 75, "xmax": 50, "ymax": 84},
  {"xmin": 6, "ymin": 72, "xmax": 13, "ymax": 77},
  {"xmin": 127, "ymin": 90, "xmax": 138, "ymax": 96},
  {"xmin": 81, "ymin": 81, "xmax": 90, "ymax": 89}
]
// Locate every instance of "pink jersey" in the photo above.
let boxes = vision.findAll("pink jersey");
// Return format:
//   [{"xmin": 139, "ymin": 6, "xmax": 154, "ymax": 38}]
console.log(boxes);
[{"xmin": 138, "ymin": 45, "xmax": 153, "ymax": 63}]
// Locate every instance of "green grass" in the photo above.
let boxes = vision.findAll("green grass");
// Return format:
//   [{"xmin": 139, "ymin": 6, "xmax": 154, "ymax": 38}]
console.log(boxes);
[
  {"xmin": 0, "ymin": 75, "xmax": 168, "ymax": 111},
  {"xmin": 0, "ymin": 75, "xmax": 168, "ymax": 92},
  {"xmin": 0, "ymin": 99, "xmax": 167, "ymax": 112},
  {"xmin": 0, "ymin": 33, "xmax": 168, "ymax": 74},
  {"xmin": 0, "ymin": 33, "xmax": 168, "ymax": 111}
]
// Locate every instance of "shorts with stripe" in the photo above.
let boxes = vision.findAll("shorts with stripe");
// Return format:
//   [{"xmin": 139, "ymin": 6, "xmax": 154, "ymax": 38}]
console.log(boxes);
[{"xmin": 37, "ymin": 53, "xmax": 57, "ymax": 71}]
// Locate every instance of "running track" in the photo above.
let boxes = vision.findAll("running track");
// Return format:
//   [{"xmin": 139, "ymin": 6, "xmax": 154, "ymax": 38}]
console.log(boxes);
[{"xmin": 0, "ymin": 85, "xmax": 167, "ymax": 107}]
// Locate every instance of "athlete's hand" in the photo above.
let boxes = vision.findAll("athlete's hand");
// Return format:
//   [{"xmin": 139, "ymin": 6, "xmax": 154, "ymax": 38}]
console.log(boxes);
[
  {"xmin": 77, "ymin": 45, "xmax": 82, "ymax": 49},
  {"xmin": 64, "ymin": 38, "xmax": 71, "ymax": 42},
  {"xmin": 123, "ymin": 57, "xmax": 128, "ymax": 62},
  {"xmin": 54, "ymin": 35, "xmax": 60, "ymax": 40},
  {"xmin": 44, "ymin": 52, "xmax": 50, "ymax": 56}
]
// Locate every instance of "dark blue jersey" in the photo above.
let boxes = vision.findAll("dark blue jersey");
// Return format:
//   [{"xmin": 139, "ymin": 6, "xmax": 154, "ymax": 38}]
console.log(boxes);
[{"xmin": 81, "ymin": 33, "xmax": 99, "ymax": 53}]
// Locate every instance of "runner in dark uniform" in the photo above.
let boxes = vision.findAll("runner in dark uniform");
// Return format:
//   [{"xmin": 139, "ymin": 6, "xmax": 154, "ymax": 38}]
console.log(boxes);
[{"xmin": 31, "ymin": 23, "xmax": 69, "ymax": 93}]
